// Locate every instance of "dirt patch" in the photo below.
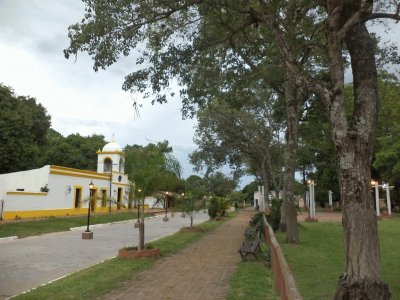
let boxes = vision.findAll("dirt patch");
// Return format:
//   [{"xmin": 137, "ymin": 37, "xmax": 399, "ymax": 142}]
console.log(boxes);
[
  {"xmin": 179, "ymin": 226, "xmax": 204, "ymax": 233},
  {"xmin": 118, "ymin": 248, "xmax": 160, "ymax": 260}
]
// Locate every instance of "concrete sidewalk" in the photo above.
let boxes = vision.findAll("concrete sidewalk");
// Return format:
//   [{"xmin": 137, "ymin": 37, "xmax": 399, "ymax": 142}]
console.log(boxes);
[
  {"xmin": 0, "ymin": 212, "xmax": 210, "ymax": 299},
  {"xmin": 101, "ymin": 209, "xmax": 255, "ymax": 300}
]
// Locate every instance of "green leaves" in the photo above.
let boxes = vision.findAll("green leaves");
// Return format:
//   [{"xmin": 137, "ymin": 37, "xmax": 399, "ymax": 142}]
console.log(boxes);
[
  {"xmin": 124, "ymin": 141, "xmax": 182, "ymax": 196},
  {"xmin": 373, "ymin": 72, "xmax": 400, "ymax": 183},
  {"xmin": 0, "ymin": 85, "xmax": 51, "ymax": 173},
  {"xmin": 42, "ymin": 130, "xmax": 106, "ymax": 171}
]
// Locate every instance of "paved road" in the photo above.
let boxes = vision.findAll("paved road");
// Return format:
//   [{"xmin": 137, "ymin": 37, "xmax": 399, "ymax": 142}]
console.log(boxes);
[{"xmin": 0, "ymin": 212, "xmax": 210, "ymax": 299}]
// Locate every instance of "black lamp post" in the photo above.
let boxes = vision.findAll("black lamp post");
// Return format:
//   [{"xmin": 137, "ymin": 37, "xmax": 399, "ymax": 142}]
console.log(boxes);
[
  {"xmin": 82, "ymin": 181, "xmax": 94, "ymax": 239},
  {"xmin": 163, "ymin": 191, "xmax": 169, "ymax": 222},
  {"xmin": 135, "ymin": 189, "xmax": 141, "ymax": 228}
]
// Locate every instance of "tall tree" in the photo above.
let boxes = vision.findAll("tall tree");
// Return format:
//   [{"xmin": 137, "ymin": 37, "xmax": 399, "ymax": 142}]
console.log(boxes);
[
  {"xmin": 64, "ymin": 1, "xmax": 400, "ymax": 296},
  {"xmin": 42, "ymin": 130, "xmax": 106, "ymax": 171},
  {"xmin": 255, "ymin": 1, "xmax": 397, "ymax": 297},
  {"xmin": 373, "ymin": 72, "xmax": 400, "ymax": 185},
  {"xmin": 0, "ymin": 84, "xmax": 51, "ymax": 173},
  {"xmin": 190, "ymin": 93, "xmax": 285, "ymax": 214},
  {"xmin": 205, "ymin": 171, "xmax": 238, "ymax": 197}
]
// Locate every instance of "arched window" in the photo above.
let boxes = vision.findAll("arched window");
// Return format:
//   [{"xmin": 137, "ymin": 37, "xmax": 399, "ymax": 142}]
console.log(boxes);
[
  {"xmin": 119, "ymin": 158, "xmax": 124, "ymax": 173},
  {"xmin": 104, "ymin": 158, "xmax": 112, "ymax": 173}
]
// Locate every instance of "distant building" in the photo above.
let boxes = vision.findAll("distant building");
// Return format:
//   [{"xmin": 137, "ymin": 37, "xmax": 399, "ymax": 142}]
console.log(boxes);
[{"xmin": 0, "ymin": 141, "xmax": 129, "ymax": 220}]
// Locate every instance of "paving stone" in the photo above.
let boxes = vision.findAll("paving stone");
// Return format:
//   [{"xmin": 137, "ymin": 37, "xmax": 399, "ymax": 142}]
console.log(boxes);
[{"xmin": 101, "ymin": 209, "xmax": 256, "ymax": 300}]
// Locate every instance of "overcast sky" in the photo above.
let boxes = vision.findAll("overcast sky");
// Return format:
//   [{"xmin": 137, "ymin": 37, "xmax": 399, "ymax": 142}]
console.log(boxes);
[
  {"xmin": 0, "ymin": 0, "xmax": 203, "ymax": 180},
  {"xmin": 0, "ymin": 1, "xmax": 399, "ymax": 187}
]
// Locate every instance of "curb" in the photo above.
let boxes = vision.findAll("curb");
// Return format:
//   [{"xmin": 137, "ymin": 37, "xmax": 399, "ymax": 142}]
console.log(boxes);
[
  {"xmin": 0, "ymin": 236, "xmax": 18, "ymax": 243},
  {"xmin": 69, "ymin": 215, "xmax": 160, "ymax": 231}
]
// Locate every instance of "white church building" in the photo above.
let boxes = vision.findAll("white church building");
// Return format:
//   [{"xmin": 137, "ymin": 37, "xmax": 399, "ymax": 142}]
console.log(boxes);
[{"xmin": 0, "ymin": 141, "xmax": 129, "ymax": 220}]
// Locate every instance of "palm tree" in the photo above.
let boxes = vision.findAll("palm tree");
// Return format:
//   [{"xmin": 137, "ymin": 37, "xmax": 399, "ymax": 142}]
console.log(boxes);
[{"xmin": 126, "ymin": 143, "xmax": 181, "ymax": 250}]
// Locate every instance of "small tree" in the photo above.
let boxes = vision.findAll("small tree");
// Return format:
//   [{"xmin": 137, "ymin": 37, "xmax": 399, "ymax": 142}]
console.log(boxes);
[
  {"xmin": 207, "ymin": 196, "xmax": 230, "ymax": 219},
  {"xmin": 176, "ymin": 192, "xmax": 203, "ymax": 227},
  {"xmin": 125, "ymin": 142, "xmax": 181, "ymax": 251}
]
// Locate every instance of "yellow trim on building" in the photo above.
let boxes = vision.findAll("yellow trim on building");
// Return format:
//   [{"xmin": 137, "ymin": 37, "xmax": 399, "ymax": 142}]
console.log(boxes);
[
  {"xmin": 50, "ymin": 170, "xmax": 110, "ymax": 180},
  {"xmin": 2, "ymin": 208, "xmax": 88, "ymax": 220},
  {"xmin": 6, "ymin": 192, "xmax": 48, "ymax": 196},
  {"xmin": 73, "ymin": 186, "xmax": 83, "ymax": 209},
  {"xmin": 100, "ymin": 188, "xmax": 108, "ymax": 208},
  {"xmin": 50, "ymin": 165, "xmax": 111, "ymax": 180},
  {"xmin": 1, "ymin": 207, "xmax": 122, "ymax": 220},
  {"xmin": 96, "ymin": 150, "xmax": 125, "ymax": 156},
  {"xmin": 112, "ymin": 171, "xmax": 127, "ymax": 175},
  {"xmin": 112, "ymin": 182, "xmax": 129, "ymax": 186}
]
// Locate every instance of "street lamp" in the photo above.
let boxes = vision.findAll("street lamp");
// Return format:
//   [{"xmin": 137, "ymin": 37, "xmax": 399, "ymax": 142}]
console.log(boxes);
[
  {"xmin": 163, "ymin": 192, "xmax": 169, "ymax": 222},
  {"xmin": 82, "ymin": 181, "xmax": 94, "ymax": 239}
]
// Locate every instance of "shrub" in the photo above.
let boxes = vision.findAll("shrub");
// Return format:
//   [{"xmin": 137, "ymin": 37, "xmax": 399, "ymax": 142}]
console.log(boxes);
[
  {"xmin": 40, "ymin": 184, "xmax": 49, "ymax": 192},
  {"xmin": 267, "ymin": 199, "xmax": 282, "ymax": 231},
  {"xmin": 250, "ymin": 212, "xmax": 264, "ymax": 227},
  {"xmin": 208, "ymin": 198, "xmax": 219, "ymax": 219},
  {"xmin": 207, "ymin": 196, "xmax": 229, "ymax": 219}
]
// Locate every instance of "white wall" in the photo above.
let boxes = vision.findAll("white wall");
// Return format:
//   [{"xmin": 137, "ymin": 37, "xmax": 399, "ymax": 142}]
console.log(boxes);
[{"xmin": 0, "ymin": 166, "xmax": 50, "ymax": 192}]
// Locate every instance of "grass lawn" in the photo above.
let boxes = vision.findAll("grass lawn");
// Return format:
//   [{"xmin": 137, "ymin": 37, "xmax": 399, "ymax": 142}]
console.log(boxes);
[
  {"xmin": 13, "ymin": 215, "xmax": 235, "ymax": 299},
  {"xmin": 227, "ymin": 244, "xmax": 279, "ymax": 300},
  {"xmin": 277, "ymin": 214, "xmax": 400, "ymax": 300},
  {"xmin": 0, "ymin": 211, "xmax": 150, "ymax": 238}
]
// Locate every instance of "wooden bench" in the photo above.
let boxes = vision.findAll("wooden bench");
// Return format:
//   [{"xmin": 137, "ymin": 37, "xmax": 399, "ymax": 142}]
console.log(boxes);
[
  {"xmin": 238, "ymin": 235, "xmax": 261, "ymax": 261},
  {"xmin": 244, "ymin": 223, "xmax": 263, "ymax": 240}
]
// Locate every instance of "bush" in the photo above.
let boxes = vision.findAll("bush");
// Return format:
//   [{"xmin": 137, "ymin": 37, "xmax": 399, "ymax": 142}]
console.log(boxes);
[
  {"xmin": 250, "ymin": 212, "xmax": 265, "ymax": 235},
  {"xmin": 250, "ymin": 212, "xmax": 264, "ymax": 227},
  {"xmin": 267, "ymin": 199, "xmax": 282, "ymax": 231},
  {"xmin": 207, "ymin": 196, "xmax": 229, "ymax": 219}
]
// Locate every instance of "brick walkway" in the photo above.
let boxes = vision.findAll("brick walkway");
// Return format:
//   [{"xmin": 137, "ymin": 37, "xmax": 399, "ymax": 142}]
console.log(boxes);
[{"xmin": 102, "ymin": 209, "xmax": 256, "ymax": 300}]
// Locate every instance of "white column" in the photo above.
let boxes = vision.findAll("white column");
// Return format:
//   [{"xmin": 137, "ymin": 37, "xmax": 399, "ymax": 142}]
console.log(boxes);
[
  {"xmin": 261, "ymin": 185, "xmax": 265, "ymax": 212},
  {"xmin": 312, "ymin": 182, "xmax": 316, "ymax": 219},
  {"xmin": 328, "ymin": 190, "xmax": 333, "ymax": 207},
  {"xmin": 384, "ymin": 184, "xmax": 392, "ymax": 216},
  {"xmin": 308, "ymin": 182, "xmax": 313, "ymax": 218},
  {"xmin": 375, "ymin": 183, "xmax": 380, "ymax": 217}
]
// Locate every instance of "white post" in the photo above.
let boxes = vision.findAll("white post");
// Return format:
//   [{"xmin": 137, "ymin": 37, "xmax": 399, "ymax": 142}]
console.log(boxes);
[
  {"xmin": 384, "ymin": 184, "xmax": 392, "ymax": 216},
  {"xmin": 328, "ymin": 190, "xmax": 333, "ymax": 211},
  {"xmin": 261, "ymin": 185, "xmax": 265, "ymax": 212},
  {"xmin": 312, "ymin": 181, "xmax": 316, "ymax": 219},
  {"xmin": 308, "ymin": 180, "xmax": 316, "ymax": 220},
  {"xmin": 375, "ymin": 183, "xmax": 380, "ymax": 217},
  {"xmin": 308, "ymin": 182, "xmax": 313, "ymax": 218},
  {"xmin": 257, "ymin": 185, "xmax": 261, "ymax": 210}
]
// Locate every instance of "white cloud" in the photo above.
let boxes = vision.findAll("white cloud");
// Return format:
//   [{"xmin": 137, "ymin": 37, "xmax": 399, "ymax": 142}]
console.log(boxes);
[{"xmin": 0, "ymin": 0, "xmax": 198, "ymax": 178}]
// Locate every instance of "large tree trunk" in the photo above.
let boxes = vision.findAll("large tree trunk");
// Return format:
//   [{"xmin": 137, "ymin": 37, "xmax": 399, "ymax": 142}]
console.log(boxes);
[
  {"xmin": 331, "ymin": 22, "xmax": 391, "ymax": 299},
  {"xmin": 281, "ymin": 73, "xmax": 299, "ymax": 243}
]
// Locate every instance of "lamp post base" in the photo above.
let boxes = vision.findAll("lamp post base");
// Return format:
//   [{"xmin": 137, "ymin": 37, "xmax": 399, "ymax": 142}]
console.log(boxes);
[
  {"xmin": 134, "ymin": 221, "xmax": 140, "ymax": 228},
  {"xmin": 163, "ymin": 216, "xmax": 169, "ymax": 222},
  {"xmin": 82, "ymin": 231, "xmax": 94, "ymax": 239}
]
